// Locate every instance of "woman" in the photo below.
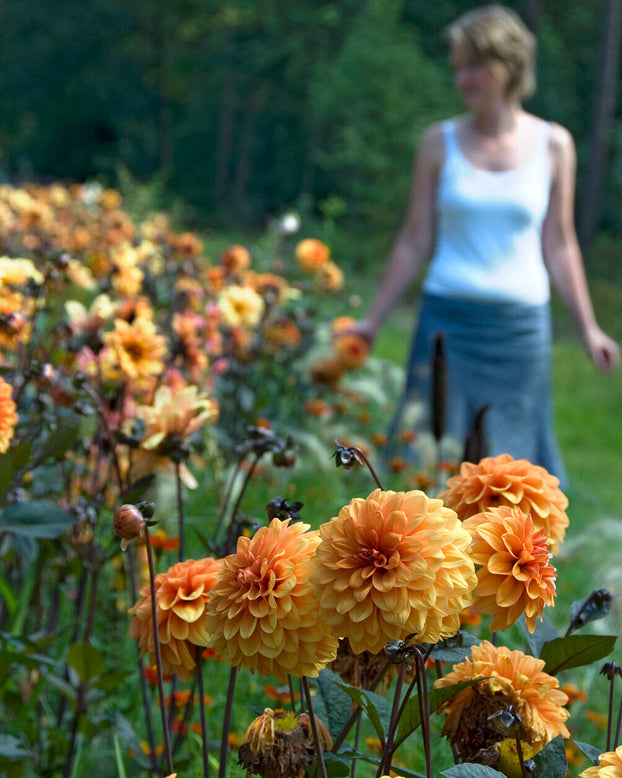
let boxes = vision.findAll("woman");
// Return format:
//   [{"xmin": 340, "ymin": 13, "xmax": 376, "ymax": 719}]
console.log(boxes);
[{"xmin": 353, "ymin": 4, "xmax": 619, "ymax": 481}]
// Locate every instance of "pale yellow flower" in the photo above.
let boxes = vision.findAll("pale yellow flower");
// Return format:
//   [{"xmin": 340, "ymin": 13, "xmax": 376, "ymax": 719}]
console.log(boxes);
[{"xmin": 218, "ymin": 284, "xmax": 265, "ymax": 328}]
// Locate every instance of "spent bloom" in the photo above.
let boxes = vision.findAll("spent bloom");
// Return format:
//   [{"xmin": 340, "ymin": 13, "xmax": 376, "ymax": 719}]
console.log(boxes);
[
  {"xmin": 580, "ymin": 745, "xmax": 622, "ymax": 777},
  {"xmin": 218, "ymin": 284, "xmax": 265, "ymax": 328},
  {"xmin": 0, "ymin": 376, "xmax": 18, "ymax": 453},
  {"xmin": 463, "ymin": 506, "xmax": 556, "ymax": 632},
  {"xmin": 310, "ymin": 488, "xmax": 477, "ymax": 654},
  {"xmin": 438, "ymin": 454, "xmax": 569, "ymax": 554},
  {"xmin": 434, "ymin": 641, "xmax": 570, "ymax": 763},
  {"xmin": 129, "ymin": 556, "xmax": 222, "ymax": 681},
  {"xmin": 204, "ymin": 518, "xmax": 338, "ymax": 682}
]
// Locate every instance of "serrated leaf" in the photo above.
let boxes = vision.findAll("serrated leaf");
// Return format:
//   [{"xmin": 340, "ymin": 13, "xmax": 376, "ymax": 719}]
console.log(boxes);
[
  {"xmin": 573, "ymin": 740, "xmax": 602, "ymax": 765},
  {"xmin": 394, "ymin": 678, "xmax": 484, "ymax": 748},
  {"xmin": 316, "ymin": 669, "xmax": 353, "ymax": 739},
  {"xmin": 518, "ymin": 612, "xmax": 559, "ymax": 658},
  {"xmin": 540, "ymin": 634, "xmax": 617, "ymax": 675},
  {"xmin": 66, "ymin": 641, "xmax": 105, "ymax": 683},
  {"xmin": 334, "ymin": 682, "xmax": 391, "ymax": 742},
  {"xmin": 440, "ymin": 765, "xmax": 506, "ymax": 777},
  {"xmin": 532, "ymin": 734, "xmax": 567, "ymax": 778},
  {"xmin": 0, "ymin": 501, "xmax": 78, "ymax": 539}
]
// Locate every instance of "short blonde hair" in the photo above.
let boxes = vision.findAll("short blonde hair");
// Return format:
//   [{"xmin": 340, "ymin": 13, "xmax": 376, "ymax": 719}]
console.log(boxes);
[{"xmin": 447, "ymin": 5, "xmax": 536, "ymax": 100}]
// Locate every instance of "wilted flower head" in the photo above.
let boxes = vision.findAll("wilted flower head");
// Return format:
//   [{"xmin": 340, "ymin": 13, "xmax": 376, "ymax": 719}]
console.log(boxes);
[
  {"xmin": 239, "ymin": 707, "xmax": 332, "ymax": 778},
  {"xmin": 218, "ymin": 284, "xmax": 265, "ymax": 328},
  {"xmin": 0, "ymin": 376, "xmax": 18, "ymax": 453},
  {"xmin": 129, "ymin": 556, "xmax": 222, "ymax": 681},
  {"xmin": 463, "ymin": 506, "xmax": 556, "ymax": 632},
  {"xmin": 438, "ymin": 454, "xmax": 569, "ymax": 554},
  {"xmin": 434, "ymin": 641, "xmax": 570, "ymax": 763},
  {"xmin": 311, "ymin": 488, "xmax": 477, "ymax": 654},
  {"xmin": 580, "ymin": 745, "xmax": 622, "ymax": 777},
  {"xmin": 103, "ymin": 316, "xmax": 166, "ymax": 383},
  {"xmin": 128, "ymin": 383, "xmax": 218, "ymax": 489},
  {"xmin": 204, "ymin": 518, "xmax": 338, "ymax": 682},
  {"xmin": 295, "ymin": 239, "xmax": 330, "ymax": 273}
]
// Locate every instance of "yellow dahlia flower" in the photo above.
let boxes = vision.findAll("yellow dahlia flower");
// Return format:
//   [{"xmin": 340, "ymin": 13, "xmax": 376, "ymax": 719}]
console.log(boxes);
[
  {"xmin": 129, "ymin": 556, "xmax": 221, "ymax": 681},
  {"xmin": 0, "ymin": 256, "xmax": 44, "ymax": 286},
  {"xmin": 434, "ymin": 641, "xmax": 570, "ymax": 762},
  {"xmin": 438, "ymin": 454, "xmax": 569, "ymax": 554},
  {"xmin": 204, "ymin": 518, "xmax": 338, "ymax": 682},
  {"xmin": 103, "ymin": 317, "xmax": 166, "ymax": 382},
  {"xmin": 218, "ymin": 284, "xmax": 265, "ymax": 328},
  {"xmin": 311, "ymin": 489, "xmax": 477, "ymax": 654},
  {"xmin": 463, "ymin": 506, "xmax": 556, "ymax": 632},
  {"xmin": 0, "ymin": 376, "xmax": 18, "ymax": 453},
  {"xmin": 581, "ymin": 745, "xmax": 622, "ymax": 777}
]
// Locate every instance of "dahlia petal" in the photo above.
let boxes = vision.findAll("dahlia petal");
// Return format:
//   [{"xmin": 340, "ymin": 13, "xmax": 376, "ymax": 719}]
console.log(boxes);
[{"xmin": 496, "ymin": 576, "xmax": 523, "ymax": 607}]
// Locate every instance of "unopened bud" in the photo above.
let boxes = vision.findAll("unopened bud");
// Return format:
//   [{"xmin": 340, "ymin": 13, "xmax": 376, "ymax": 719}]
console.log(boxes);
[{"xmin": 113, "ymin": 504, "xmax": 146, "ymax": 550}]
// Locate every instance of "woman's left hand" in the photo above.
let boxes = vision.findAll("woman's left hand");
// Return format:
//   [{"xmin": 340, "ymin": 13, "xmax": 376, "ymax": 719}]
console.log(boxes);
[{"xmin": 584, "ymin": 324, "xmax": 620, "ymax": 371}]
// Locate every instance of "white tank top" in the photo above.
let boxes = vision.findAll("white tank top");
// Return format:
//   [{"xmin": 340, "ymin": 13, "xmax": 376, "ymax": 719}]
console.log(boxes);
[{"xmin": 423, "ymin": 119, "xmax": 552, "ymax": 305}]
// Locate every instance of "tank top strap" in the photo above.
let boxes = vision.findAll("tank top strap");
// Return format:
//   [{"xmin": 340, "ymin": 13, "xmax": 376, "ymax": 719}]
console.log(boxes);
[{"xmin": 442, "ymin": 120, "xmax": 460, "ymax": 161}]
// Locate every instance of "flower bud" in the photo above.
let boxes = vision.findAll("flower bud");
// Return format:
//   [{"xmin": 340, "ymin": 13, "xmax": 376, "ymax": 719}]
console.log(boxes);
[{"xmin": 113, "ymin": 504, "xmax": 146, "ymax": 550}]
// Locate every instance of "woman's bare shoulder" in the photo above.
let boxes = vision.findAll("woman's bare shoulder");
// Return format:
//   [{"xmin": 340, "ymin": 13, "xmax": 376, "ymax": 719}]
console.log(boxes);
[{"xmin": 417, "ymin": 120, "xmax": 448, "ymax": 164}]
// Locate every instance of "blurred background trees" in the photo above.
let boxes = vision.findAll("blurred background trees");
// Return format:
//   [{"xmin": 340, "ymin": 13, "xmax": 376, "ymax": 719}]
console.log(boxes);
[{"xmin": 0, "ymin": 0, "xmax": 620, "ymax": 241}]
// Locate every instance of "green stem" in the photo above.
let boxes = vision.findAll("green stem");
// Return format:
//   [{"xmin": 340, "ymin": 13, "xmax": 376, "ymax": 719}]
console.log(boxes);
[
  {"xmin": 350, "ymin": 446, "xmax": 384, "ymax": 490},
  {"xmin": 302, "ymin": 676, "xmax": 328, "ymax": 778},
  {"xmin": 218, "ymin": 666, "xmax": 238, "ymax": 778},
  {"xmin": 175, "ymin": 461, "xmax": 185, "ymax": 562},
  {"xmin": 196, "ymin": 648, "xmax": 210, "ymax": 778},
  {"xmin": 145, "ymin": 527, "xmax": 174, "ymax": 775}
]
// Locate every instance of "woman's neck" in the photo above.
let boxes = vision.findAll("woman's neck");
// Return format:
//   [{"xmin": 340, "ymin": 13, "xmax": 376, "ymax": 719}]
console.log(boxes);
[{"xmin": 469, "ymin": 101, "xmax": 523, "ymax": 136}]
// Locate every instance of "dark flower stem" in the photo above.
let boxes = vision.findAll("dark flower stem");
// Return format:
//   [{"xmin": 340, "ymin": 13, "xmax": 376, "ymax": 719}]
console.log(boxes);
[
  {"xmin": 608, "ymin": 671, "xmax": 616, "ymax": 751},
  {"xmin": 349, "ymin": 446, "xmax": 384, "ymax": 490},
  {"xmin": 377, "ymin": 663, "xmax": 407, "ymax": 777},
  {"xmin": 414, "ymin": 650, "xmax": 433, "ymax": 778},
  {"xmin": 350, "ymin": 710, "xmax": 362, "ymax": 778},
  {"xmin": 515, "ymin": 735, "xmax": 528, "ymax": 778},
  {"xmin": 175, "ymin": 461, "xmax": 185, "ymax": 561},
  {"xmin": 302, "ymin": 676, "xmax": 328, "ymax": 778},
  {"xmin": 218, "ymin": 666, "xmax": 238, "ymax": 778},
  {"xmin": 144, "ymin": 526, "xmax": 174, "ymax": 775},
  {"xmin": 287, "ymin": 674, "xmax": 297, "ymax": 715},
  {"xmin": 214, "ymin": 453, "xmax": 246, "ymax": 542},
  {"xmin": 196, "ymin": 648, "xmax": 210, "ymax": 778}
]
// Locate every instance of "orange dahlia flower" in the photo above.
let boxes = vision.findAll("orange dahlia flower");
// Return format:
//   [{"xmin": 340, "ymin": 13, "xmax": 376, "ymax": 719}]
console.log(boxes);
[
  {"xmin": 129, "ymin": 556, "xmax": 222, "ymax": 681},
  {"xmin": 295, "ymin": 239, "xmax": 330, "ymax": 273},
  {"xmin": 580, "ymin": 745, "xmax": 622, "ymax": 777},
  {"xmin": 434, "ymin": 641, "xmax": 570, "ymax": 761},
  {"xmin": 310, "ymin": 489, "xmax": 477, "ymax": 654},
  {"xmin": 438, "ymin": 454, "xmax": 569, "ymax": 554},
  {"xmin": 463, "ymin": 506, "xmax": 556, "ymax": 632},
  {"xmin": 0, "ymin": 376, "xmax": 18, "ymax": 453},
  {"xmin": 221, "ymin": 244, "xmax": 251, "ymax": 274},
  {"xmin": 315, "ymin": 260, "xmax": 344, "ymax": 292},
  {"xmin": 103, "ymin": 316, "xmax": 167, "ymax": 383},
  {"xmin": 333, "ymin": 332, "xmax": 369, "ymax": 370},
  {"xmin": 204, "ymin": 518, "xmax": 338, "ymax": 682}
]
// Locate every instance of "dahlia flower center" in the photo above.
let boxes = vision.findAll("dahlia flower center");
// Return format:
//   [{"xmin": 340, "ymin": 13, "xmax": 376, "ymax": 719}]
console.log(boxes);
[{"xmin": 358, "ymin": 546, "xmax": 391, "ymax": 570}]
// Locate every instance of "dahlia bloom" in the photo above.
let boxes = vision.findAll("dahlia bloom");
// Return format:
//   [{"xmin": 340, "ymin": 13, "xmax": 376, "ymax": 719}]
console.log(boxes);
[
  {"xmin": 204, "ymin": 518, "xmax": 338, "ymax": 682},
  {"xmin": 580, "ymin": 745, "xmax": 622, "ymax": 777},
  {"xmin": 434, "ymin": 641, "xmax": 570, "ymax": 761},
  {"xmin": 463, "ymin": 506, "xmax": 556, "ymax": 632},
  {"xmin": 310, "ymin": 488, "xmax": 477, "ymax": 654},
  {"xmin": 129, "ymin": 556, "xmax": 222, "ymax": 681},
  {"xmin": 295, "ymin": 238, "xmax": 330, "ymax": 273},
  {"xmin": 221, "ymin": 244, "xmax": 251, "ymax": 274},
  {"xmin": 333, "ymin": 332, "xmax": 369, "ymax": 370},
  {"xmin": 0, "ymin": 256, "xmax": 44, "ymax": 286},
  {"xmin": 128, "ymin": 383, "xmax": 218, "ymax": 489},
  {"xmin": 103, "ymin": 316, "xmax": 166, "ymax": 383},
  {"xmin": 218, "ymin": 284, "xmax": 265, "ymax": 328},
  {"xmin": 438, "ymin": 454, "xmax": 569, "ymax": 554},
  {"xmin": 315, "ymin": 260, "xmax": 344, "ymax": 292},
  {"xmin": 0, "ymin": 376, "xmax": 18, "ymax": 453}
]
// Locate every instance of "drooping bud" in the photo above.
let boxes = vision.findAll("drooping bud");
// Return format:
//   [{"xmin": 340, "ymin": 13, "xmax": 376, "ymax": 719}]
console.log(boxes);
[{"xmin": 113, "ymin": 504, "xmax": 146, "ymax": 550}]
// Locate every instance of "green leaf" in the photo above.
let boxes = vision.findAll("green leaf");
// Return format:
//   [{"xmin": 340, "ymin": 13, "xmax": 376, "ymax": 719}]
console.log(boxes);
[
  {"xmin": 573, "ymin": 740, "xmax": 601, "ymax": 766},
  {"xmin": 0, "ymin": 501, "xmax": 78, "ymax": 539},
  {"xmin": 330, "ymin": 749, "xmax": 426, "ymax": 778},
  {"xmin": 540, "ymin": 634, "xmax": 617, "ymax": 675},
  {"xmin": 66, "ymin": 642, "xmax": 105, "ymax": 683},
  {"xmin": 440, "ymin": 765, "xmax": 506, "ymax": 777},
  {"xmin": 532, "ymin": 734, "xmax": 567, "ymax": 778},
  {"xmin": 334, "ymin": 682, "xmax": 391, "ymax": 743},
  {"xmin": 0, "ymin": 573, "xmax": 17, "ymax": 616},
  {"xmin": 394, "ymin": 678, "xmax": 484, "ymax": 748},
  {"xmin": 568, "ymin": 589, "xmax": 613, "ymax": 635},
  {"xmin": 518, "ymin": 612, "xmax": 559, "ymax": 658},
  {"xmin": 430, "ymin": 631, "xmax": 481, "ymax": 663},
  {"xmin": 316, "ymin": 669, "xmax": 354, "ymax": 740},
  {"xmin": 10, "ymin": 441, "xmax": 32, "ymax": 472},
  {"xmin": 0, "ymin": 453, "xmax": 13, "ymax": 504},
  {"xmin": 0, "ymin": 734, "xmax": 31, "ymax": 760},
  {"xmin": 36, "ymin": 415, "xmax": 81, "ymax": 462}
]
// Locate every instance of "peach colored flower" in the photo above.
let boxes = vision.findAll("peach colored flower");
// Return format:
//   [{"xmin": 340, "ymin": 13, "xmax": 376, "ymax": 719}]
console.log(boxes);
[
  {"xmin": 295, "ymin": 238, "xmax": 330, "ymax": 273},
  {"xmin": 129, "ymin": 557, "xmax": 222, "ymax": 681},
  {"xmin": 333, "ymin": 332, "xmax": 369, "ymax": 370},
  {"xmin": 438, "ymin": 454, "xmax": 569, "ymax": 554},
  {"xmin": 261, "ymin": 316, "xmax": 302, "ymax": 354},
  {"xmin": 315, "ymin": 260, "xmax": 344, "ymax": 292},
  {"xmin": 434, "ymin": 641, "xmax": 570, "ymax": 761},
  {"xmin": 462, "ymin": 506, "xmax": 556, "ymax": 632},
  {"xmin": 103, "ymin": 317, "xmax": 166, "ymax": 382},
  {"xmin": 221, "ymin": 244, "xmax": 251, "ymax": 274},
  {"xmin": 0, "ymin": 376, "xmax": 18, "ymax": 453},
  {"xmin": 204, "ymin": 518, "xmax": 338, "ymax": 682},
  {"xmin": 218, "ymin": 284, "xmax": 265, "ymax": 328},
  {"xmin": 310, "ymin": 489, "xmax": 477, "ymax": 654},
  {"xmin": 330, "ymin": 315, "xmax": 356, "ymax": 335},
  {"xmin": 580, "ymin": 745, "xmax": 622, "ymax": 777},
  {"xmin": 128, "ymin": 383, "xmax": 218, "ymax": 489}
]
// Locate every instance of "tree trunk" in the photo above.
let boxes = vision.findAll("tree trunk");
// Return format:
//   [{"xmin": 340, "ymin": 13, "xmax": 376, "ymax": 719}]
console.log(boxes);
[{"xmin": 578, "ymin": 0, "xmax": 621, "ymax": 246}]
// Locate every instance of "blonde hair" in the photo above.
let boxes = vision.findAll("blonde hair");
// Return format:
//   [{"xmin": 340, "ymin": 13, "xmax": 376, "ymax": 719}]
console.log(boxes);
[{"xmin": 447, "ymin": 5, "xmax": 536, "ymax": 100}]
